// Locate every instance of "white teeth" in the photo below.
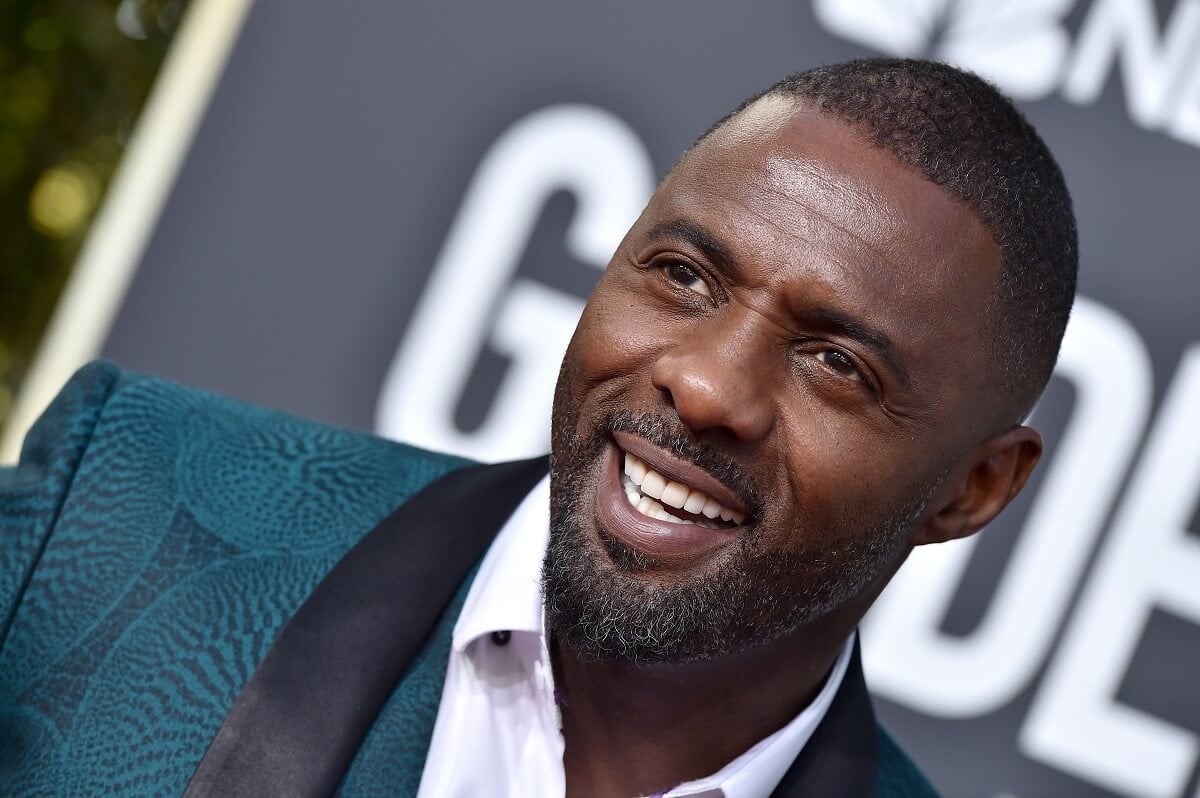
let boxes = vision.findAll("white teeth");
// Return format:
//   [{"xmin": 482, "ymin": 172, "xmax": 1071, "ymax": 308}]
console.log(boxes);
[
  {"xmin": 621, "ymin": 451, "xmax": 746, "ymax": 526},
  {"xmin": 624, "ymin": 454, "xmax": 648, "ymax": 485},
  {"xmin": 716, "ymin": 507, "xmax": 748, "ymax": 525},
  {"xmin": 654, "ymin": 504, "xmax": 694, "ymax": 525},
  {"xmin": 640, "ymin": 470, "xmax": 666, "ymax": 501},
  {"xmin": 660, "ymin": 481, "xmax": 689, "ymax": 509}
]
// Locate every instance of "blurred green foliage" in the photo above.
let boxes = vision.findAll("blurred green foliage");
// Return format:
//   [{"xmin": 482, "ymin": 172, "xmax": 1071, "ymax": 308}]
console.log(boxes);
[{"xmin": 0, "ymin": 0, "xmax": 189, "ymax": 429}]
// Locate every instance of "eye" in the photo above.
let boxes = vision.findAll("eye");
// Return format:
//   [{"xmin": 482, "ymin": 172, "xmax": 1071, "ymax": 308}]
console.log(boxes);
[
  {"xmin": 816, "ymin": 348, "xmax": 862, "ymax": 380},
  {"xmin": 663, "ymin": 262, "xmax": 712, "ymax": 298}
]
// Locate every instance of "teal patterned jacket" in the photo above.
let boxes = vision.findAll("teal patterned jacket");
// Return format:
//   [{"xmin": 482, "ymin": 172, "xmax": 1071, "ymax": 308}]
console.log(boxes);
[
  {"xmin": 0, "ymin": 362, "xmax": 938, "ymax": 797},
  {"xmin": 0, "ymin": 362, "xmax": 474, "ymax": 796}
]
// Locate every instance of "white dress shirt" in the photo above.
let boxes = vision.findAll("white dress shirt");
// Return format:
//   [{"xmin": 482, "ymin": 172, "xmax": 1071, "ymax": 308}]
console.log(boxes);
[{"xmin": 416, "ymin": 475, "xmax": 855, "ymax": 798}]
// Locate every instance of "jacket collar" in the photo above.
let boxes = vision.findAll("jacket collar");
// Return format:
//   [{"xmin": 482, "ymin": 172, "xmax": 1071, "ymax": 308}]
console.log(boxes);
[{"xmin": 771, "ymin": 637, "xmax": 879, "ymax": 798}]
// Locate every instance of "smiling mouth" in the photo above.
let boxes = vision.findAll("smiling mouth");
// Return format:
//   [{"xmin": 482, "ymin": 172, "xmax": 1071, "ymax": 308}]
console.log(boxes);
[
  {"xmin": 594, "ymin": 430, "xmax": 751, "ymax": 565},
  {"xmin": 620, "ymin": 452, "xmax": 745, "ymax": 529}
]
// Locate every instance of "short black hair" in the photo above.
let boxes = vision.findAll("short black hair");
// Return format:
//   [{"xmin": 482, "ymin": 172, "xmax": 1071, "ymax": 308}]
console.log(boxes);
[{"xmin": 693, "ymin": 58, "xmax": 1078, "ymax": 421}]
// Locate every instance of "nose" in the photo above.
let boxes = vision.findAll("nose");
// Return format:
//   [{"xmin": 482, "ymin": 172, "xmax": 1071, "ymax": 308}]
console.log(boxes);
[{"xmin": 649, "ymin": 311, "xmax": 777, "ymax": 443}]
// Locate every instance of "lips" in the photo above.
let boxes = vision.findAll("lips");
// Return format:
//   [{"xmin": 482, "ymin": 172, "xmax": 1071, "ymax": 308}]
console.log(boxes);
[{"xmin": 594, "ymin": 433, "xmax": 750, "ymax": 566}]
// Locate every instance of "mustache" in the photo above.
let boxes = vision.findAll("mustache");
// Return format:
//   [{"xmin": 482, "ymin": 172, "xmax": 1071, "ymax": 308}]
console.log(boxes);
[{"xmin": 595, "ymin": 410, "xmax": 765, "ymax": 519}]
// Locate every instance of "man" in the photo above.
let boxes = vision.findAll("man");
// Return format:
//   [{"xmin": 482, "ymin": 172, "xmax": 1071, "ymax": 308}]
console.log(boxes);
[{"xmin": 0, "ymin": 58, "xmax": 1075, "ymax": 797}]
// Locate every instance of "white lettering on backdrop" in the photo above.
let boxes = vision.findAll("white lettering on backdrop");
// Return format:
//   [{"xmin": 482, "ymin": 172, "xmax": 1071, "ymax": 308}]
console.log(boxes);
[
  {"xmin": 815, "ymin": 0, "xmax": 1200, "ymax": 148},
  {"xmin": 374, "ymin": 104, "xmax": 654, "ymax": 461},
  {"xmin": 1021, "ymin": 345, "xmax": 1200, "ymax": 798}
]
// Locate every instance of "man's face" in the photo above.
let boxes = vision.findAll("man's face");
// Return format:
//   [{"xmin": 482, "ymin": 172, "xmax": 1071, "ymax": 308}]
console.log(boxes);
[{"xmin": 545, "ymin": 97, "xmax": 1003, "ymax": 663}]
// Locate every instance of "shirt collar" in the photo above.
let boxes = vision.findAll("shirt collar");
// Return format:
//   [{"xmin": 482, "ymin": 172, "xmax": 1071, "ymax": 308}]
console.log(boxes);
[{"xmin": 452, "ymin": 474, "xmax": 550, "ymax": 651}]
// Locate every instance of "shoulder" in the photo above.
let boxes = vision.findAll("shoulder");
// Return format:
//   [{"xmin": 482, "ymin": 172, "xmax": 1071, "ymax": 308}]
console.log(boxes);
[
  {"xmin": 1, "ymin": 358, "xmax": 476, "ymax": 653},
  {"xmin": 12, "ymin": 359, "xmax": 471, "ymax": 511},
  {"xmin": 873, "ymin": 725, "xmax": 940, "ymax": 797},
  {"xmin": 0, "ymin": 361, "xmax": 475, "ymax": 796},
  {"xmin": 2, "ymin": 358, "xmax": 475, "ymax": 621},
  {"xmin": 5, "ymin": 360, "xmax": 472, "ymax": 534}
]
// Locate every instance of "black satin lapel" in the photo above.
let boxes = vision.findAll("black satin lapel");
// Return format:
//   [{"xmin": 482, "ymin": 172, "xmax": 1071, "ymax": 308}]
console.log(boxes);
[
  {"xmin": 184, "ymin": 456, "xmax": 549, "ymax": 798},
  {"xmin": 772, "ymin": 638, "xmax": 879, "ymax": 798}
]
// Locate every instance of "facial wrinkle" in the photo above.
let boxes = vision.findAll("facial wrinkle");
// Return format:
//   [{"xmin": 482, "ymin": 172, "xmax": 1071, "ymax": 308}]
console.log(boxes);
[{"xmin": 756, "ymin": 156, "xmax": 911, "ymax": 287}]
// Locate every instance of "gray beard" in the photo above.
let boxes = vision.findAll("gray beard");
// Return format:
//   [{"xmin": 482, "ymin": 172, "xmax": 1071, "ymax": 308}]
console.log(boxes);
[{"xmin": 542, "ymin": 412, "xmax": 934, "ymax": 665}]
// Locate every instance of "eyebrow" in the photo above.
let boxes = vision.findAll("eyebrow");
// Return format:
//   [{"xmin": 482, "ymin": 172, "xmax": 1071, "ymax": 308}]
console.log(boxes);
[
  {"xmin": 645, "ymin": 216, "xmax": 911, "ymax": 388},
  {"xmin": 802, "ymin": 305, "xmax": 911, "ymax": 388},
  {"xmin": 645, "ymin": 218, "xmax": 737, "ymax": 275}
]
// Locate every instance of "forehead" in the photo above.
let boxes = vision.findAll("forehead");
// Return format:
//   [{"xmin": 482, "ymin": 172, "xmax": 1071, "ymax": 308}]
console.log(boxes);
[
  {"xmin": 667, "ymin": 97, "xmax": 996, "ymax": 292},
  {"xmin": 640, "ymin": 97, "xmax": 1001, "ymax": 387}
]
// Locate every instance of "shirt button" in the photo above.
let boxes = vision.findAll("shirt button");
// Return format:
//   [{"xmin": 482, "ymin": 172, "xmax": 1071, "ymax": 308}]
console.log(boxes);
[{"xmin": 490, "ymin": 630, "xmax": 512, "ymax": 646}]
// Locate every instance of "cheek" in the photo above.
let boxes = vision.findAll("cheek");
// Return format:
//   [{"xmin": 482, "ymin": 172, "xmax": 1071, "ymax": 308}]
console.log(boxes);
[
  {"xmin": 769, "ymin": 409, "xmax": 913, "ymax": 545},
  {"xmin": 567, "ymin": 281, "xmax": 671, "ymax": 393}
]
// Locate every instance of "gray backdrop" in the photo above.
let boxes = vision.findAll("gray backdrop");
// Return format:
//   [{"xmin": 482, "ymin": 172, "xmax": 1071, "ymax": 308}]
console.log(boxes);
[{"xmin": 101, "ymin": 1, "xmax": 1200, "ymax": 795}]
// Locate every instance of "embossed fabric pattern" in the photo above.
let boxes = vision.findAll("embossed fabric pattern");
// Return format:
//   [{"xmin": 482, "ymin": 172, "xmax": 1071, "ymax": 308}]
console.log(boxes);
[
  {"xmin": 0, "ymin": 362, "xmax": 471, "ymax": 797},
  {"xmin": 873, "ymin": 728, "xmax": 939, "ymax": 797}
]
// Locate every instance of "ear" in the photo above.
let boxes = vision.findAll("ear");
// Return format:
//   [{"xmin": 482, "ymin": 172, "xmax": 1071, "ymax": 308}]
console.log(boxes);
[{"xmin": 912, "ymin": 425, "xmax": 1043, "ymax": 546}]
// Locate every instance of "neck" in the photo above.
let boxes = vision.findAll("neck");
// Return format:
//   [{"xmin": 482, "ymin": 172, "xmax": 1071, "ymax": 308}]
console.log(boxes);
[{"xmin": 553, "ymin": 621, "xmax": 852, "ymax": 797}]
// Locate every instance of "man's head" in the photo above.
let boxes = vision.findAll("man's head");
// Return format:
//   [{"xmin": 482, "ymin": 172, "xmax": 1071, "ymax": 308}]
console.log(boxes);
[{"xmin": 544, "ymin": 58, "xmax": 1078, "ymax": 664}]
